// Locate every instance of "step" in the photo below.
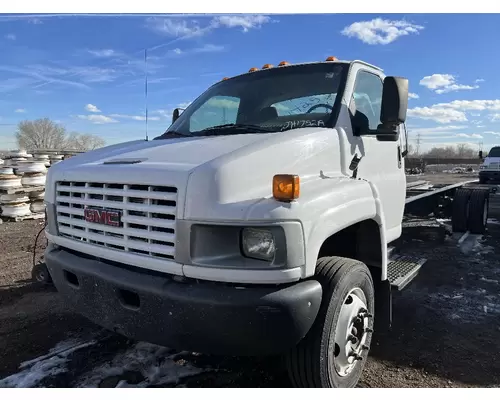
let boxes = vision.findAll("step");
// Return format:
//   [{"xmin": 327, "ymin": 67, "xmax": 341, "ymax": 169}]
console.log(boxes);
[
  {"xmin": 387, "ymin": 246, "xmax": 398, "ymax": 259},
  {"xmin": 387, "ymin": 255, "xmax": 427, "ymax": 291}
]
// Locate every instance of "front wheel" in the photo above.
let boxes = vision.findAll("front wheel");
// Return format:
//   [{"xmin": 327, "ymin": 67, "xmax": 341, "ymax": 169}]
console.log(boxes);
[{"xmin": 286, "ymin": 256, "xmax": 375, "ymax": 388}]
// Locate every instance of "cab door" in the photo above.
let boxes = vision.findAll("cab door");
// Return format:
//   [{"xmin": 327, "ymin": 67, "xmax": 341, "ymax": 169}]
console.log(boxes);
[{"xmin": 348, "ymin": 68, "xmax": 406, "ymax": 242}]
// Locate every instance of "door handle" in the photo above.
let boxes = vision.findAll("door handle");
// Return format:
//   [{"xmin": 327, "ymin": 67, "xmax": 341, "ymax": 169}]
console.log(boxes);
[{"xmin": 397, "ymin": 145, "xmax": 402, "ymax": 169}]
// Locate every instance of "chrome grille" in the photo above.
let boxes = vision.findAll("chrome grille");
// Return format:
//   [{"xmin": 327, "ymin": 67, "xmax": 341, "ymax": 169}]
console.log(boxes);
[{"xmin": 55, "ymin": 181, "xmax": 177, "ymax": 260}]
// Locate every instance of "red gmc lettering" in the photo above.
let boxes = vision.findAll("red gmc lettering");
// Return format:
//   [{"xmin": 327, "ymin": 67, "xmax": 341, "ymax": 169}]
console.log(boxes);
[{"xmin": 84, "ymin": 209, "xmax": 120, "ymax": 227}]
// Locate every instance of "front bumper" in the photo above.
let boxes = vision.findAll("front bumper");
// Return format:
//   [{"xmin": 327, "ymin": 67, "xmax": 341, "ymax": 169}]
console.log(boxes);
[
  {"xmin": 45, "ymin": 246, "xmax": 323, "ymax": 356},
  {"xmin": 479, "ymin": 170, "xmax": 500, "ymax": 182}
]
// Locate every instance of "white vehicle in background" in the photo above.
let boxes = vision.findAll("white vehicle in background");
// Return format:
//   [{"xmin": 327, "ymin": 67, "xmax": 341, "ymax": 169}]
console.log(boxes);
[
  {"xmin": 43, "ymin": 57, "xmax": 491, "ymax": 388},
  {"xmin": 479, "ymin": 146, "xmax": 500, "ymax": 184}
]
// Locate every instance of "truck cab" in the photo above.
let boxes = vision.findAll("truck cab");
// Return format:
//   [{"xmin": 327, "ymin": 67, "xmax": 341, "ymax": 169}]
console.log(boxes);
[
  {"xmin": 44, "ymin": 57, "xmax": 411, "ymax": 388},
  {"xmin": 479, "ymin": 146, "xmax": 500, "ymax": 184}
]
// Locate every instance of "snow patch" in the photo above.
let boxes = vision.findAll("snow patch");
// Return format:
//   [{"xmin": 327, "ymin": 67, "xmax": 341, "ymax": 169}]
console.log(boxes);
[
  {"xmin": 0, "ymin": 338, "xmax": 97, "ymax": 388},
  {"xmin": 76, "ymin": 342, "xmax": 206, "ymax": 388}
]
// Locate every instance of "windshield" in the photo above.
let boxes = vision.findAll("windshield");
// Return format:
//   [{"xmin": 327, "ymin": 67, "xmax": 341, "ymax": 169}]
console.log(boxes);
[
  {"xmin": 488, "ymin": 147, "xmax": 500, "ymax": 158},
  {"xmin": 156, "ymin": 63, "xmax": 346, "ymax": 139}
]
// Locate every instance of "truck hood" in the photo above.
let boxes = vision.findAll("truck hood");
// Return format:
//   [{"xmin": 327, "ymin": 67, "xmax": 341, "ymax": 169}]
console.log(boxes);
[
  {"xmin": 46, "ymin": 128, "xmax": 343, "ymax": 220},
  {"xmin": 482, "ymin": 156, "xmax": 500, "ymax": 166},
  {"xmin": 45, "ymin": 134, "xmax": 275, "ymax": 202}
]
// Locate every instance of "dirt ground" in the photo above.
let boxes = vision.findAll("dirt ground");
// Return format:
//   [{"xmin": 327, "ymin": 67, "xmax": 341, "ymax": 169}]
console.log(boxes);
[{"xmin": 0, "ymin": 174, "xmax": 499, "ymax": 388}]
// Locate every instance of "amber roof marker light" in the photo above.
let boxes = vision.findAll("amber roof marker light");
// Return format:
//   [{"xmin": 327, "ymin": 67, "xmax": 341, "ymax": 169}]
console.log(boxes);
[
  {"xmin": 248, "ymin": 67, "xmax": 259, "ymax": 72},
  {"xmin": 325, "ymin": 56, "xmax": 337, "ymax": 61},
  {"xmin": 278, "ymin": 61, "xmax": 290, "ymax": 66},
  {"xmin": 262, "ymin": 63, "xmax": 274, "ymax": 69}
]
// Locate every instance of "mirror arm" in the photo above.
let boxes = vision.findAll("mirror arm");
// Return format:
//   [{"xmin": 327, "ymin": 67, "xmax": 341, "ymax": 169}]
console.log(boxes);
[{"xmin": 401, "ymin": 123, "xmax": 409, "ymax": 157}]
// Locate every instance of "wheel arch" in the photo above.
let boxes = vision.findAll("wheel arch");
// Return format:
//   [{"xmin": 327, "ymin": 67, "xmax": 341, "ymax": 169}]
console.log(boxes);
[{"xmin": 305, "ymin": 197, "xmax": 388, "ymax": 281}]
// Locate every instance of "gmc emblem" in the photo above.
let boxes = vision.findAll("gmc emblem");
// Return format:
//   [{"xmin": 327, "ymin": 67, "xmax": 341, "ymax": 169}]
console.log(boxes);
[{"xmin": 84, "ymin": 207, "xmax": 122, "ymax": 227}]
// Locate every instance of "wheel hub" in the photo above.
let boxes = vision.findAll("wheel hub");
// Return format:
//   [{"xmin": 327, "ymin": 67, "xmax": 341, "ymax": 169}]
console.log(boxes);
[{"xmin": 333, "ymin": 288, "xmax": 372, "ymax": 377}]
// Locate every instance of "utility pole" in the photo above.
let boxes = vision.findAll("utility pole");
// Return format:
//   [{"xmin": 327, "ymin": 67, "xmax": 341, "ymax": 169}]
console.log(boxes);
[{"xmin": 415, "ymin": 133, "xmax": 422, "ymax": 156}]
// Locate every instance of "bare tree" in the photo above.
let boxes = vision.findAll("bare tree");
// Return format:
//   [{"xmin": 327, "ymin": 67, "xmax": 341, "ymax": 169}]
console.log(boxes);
[
  {"xmin": 455, "ymin": 143, "xmax": 475, "ymax": 158},
  {"xmin": 16, "ymin": 118, "xmax": 67, "ymax": 150},
  {"xmin": 15, "ymin": 118, "xmax": 106, "ymax": 152},
  {"xmin": 423, "ymin": 143, "xmax": 476, "ymax": 159},
  {"xmin": 66, "ymin": 132, "xmax": 106, "ymax": 151}
]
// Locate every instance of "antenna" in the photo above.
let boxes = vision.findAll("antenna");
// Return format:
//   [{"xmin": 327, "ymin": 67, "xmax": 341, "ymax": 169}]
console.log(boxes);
[{"xmin": 144, "ymin": 48, "xmax": 149, "ymax": 141}]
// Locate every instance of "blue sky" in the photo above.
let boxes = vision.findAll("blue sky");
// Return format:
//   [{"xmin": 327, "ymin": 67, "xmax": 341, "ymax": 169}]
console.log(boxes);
[{"xmin": 1, "ymin": 13, "xmax": 500, "ymax": 152}]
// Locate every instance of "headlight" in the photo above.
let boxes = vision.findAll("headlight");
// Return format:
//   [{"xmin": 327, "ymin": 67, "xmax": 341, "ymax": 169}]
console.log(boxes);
[{"xmin": 241, "ymin": 228, "xmax": 276, "ymax": 261}]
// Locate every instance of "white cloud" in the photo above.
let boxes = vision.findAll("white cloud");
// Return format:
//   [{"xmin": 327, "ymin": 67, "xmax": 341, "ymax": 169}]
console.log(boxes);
[
  {"xmin": 213, "ymin": 15, "xmax": 271, "ymax": 32},
  {"xmin": 109, "ymin": 114, "xmax": 161, "ymax": 121},
  {"xmin": 408, "ymin": 93, "xmax": 419, "ymax": 99},
  {"xmin": 146, "ymin": 18, "xmax": 206, "ymax": 37},
  {"xmin": 490, "ymin": 114, "xmax": 500, "ymax": 122},
  {"xmin": 435, "ymin": 84, "xmax": 479, "ymax": 95},
  {"xmin": 5, "ymin": 33, "xmax": 16, "ymax": 40},
  {"xmin": 85, "ymin": 104, "xmax": 101, "ymax": 113},
  {"xmin": 407, "ymin": 107, "xmax": 467, "ymax": 124},
  {"xmin": 419, "ymin": 74, "xmax": 479, "ymax": 94},
  {"xmin": 167, "ymin": 44, "xmax": 225, "ymax": 57},
  {"xmin": 77, "ymin": 114, "xmax": 118, "ymax": 124},
  {"xmin": 434, "ymin": 100, "xmax": 500, "ymax": 111},
  {"xmin": 484, "ymin": 131, "xmax": 500, "ymax": 136},
  {"xmin": 341, "ymin": 18, "xmax": 423, "ymax": 45},
  {"xmin": 147, "ymin": 15, "xmax": 273, "ymax": 37},
  {"xmin": 14, "ymin": 108, "xmax": 26, "ymax": 113},
  {"xmin": 475, "ymin": 78, "xmax": 485, "ymax": 83},
  {"xmin": 87, "ymin": 49, "xmax": 118, "ymax": 57},
  {"xmin": 456, "ymin": 133, "xmax": 483, "ymax": 139},
  {"xmin": 409, "ymin": 125, "xmax": 466, "ymax": 135},
  {"xmin": 420, "ymin": 74, "xmax": 454, "ymax": 90}
]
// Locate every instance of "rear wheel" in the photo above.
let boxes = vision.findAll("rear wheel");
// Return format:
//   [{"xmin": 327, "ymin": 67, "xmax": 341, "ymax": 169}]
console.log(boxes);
[
  {"xmin": 286, "ymin": 256, "xmax": 374, "ymax": 388},
  {"xmin": 468, "ymin": 189, "xmax": 490, "ymax": 234},
  {"xmin": 452, "ymin": 188, "xmax": 471, "ymax": 232}
]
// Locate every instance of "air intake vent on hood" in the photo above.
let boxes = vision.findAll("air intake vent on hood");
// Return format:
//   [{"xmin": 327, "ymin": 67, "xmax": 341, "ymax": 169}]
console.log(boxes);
[{"xmin": 103, "ymin": 158, "xmax": 145, "ymax": 165}]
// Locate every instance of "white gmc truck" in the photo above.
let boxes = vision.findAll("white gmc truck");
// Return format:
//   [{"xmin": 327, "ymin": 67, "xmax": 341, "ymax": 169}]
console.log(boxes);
[
  {"xmin": 43, "ymin": 58, "xmax": 490, "ymax": 388},
  {"xmin": 479, "ymin": 146, "xmax": 500, "ymax": 184}
]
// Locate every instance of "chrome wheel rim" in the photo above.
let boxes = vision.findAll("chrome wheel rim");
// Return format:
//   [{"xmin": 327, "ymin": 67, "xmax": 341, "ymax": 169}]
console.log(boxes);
[{"xmin": 332, "ymin": 288, "xmax": 372, "ymax": 377}]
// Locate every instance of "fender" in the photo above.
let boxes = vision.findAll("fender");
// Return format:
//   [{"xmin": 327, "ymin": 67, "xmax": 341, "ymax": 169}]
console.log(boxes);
[{"xmin": 304, "ymin": 186, "xmax": 388, "ymax": 280}]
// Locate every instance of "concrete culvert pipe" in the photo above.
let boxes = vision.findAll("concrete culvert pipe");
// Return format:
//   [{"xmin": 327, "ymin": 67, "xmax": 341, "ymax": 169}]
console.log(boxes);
[
  {"xmin": 29, "ymin": 191, "xmax": 45, "ymax": 200},
  {"xmin": 21, "ymin": 172, "xmax": 46, "ymax": 187},
  {"xmin": 0, "ymin": 175, "xmax": 22, "ymax": 189},
  {"xmin": 0, "ymin": 194, "xmax": 30, "ymax": 204},
  {"xmin": 30, "ymin": 201, "xmax": 46, "ymax": 213},
  {"xmin": 0, "ymin": 167, "xmax": 14, "ymax": 175},
  {"xmin": 1, "ymin": 202, "xmax": 31, "ymax": 217},
  {"xmin": 16, "ymin": 161, "xmax": 48, "ymax": 174}
]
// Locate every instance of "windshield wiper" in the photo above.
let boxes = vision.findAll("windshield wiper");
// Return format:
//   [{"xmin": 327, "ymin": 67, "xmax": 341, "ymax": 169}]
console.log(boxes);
[
  {"xmin": 154, "ymin": 130, "xmax": 192, "ymax": 140},
  {"xmin": 200, "ymin": 123, "xmax": 274, "ymax": 134}
]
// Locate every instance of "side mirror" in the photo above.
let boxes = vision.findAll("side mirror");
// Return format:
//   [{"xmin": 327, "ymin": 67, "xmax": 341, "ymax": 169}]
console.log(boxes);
[
  {"xmin": 377, "ymin": 76, "xmax": 409, "ymax": 140},
  {"xmin": 172, "ymin": 108, "xmax": 181, "ymax": 124},
  {"xmin": 479, "ymin": 150, "xmax": 483, "ymax": 159}
]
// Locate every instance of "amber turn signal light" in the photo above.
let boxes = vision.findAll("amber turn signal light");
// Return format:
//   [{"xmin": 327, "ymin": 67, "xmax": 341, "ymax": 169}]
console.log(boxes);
[{"xmin": 273, "ymin": 174, "xmax": 300, "ymax": 202}]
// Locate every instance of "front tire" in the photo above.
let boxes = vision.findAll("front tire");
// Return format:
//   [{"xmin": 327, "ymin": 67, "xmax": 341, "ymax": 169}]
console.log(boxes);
[{"xmin": 286, "ymin": 256, "xmax": 375, "ymax": 388}]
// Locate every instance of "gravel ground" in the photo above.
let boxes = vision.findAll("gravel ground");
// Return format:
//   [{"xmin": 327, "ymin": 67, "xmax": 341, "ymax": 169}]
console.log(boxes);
[{"xmin": 1, "ymin": 175, "xmax": 499, "ymax": 388}]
